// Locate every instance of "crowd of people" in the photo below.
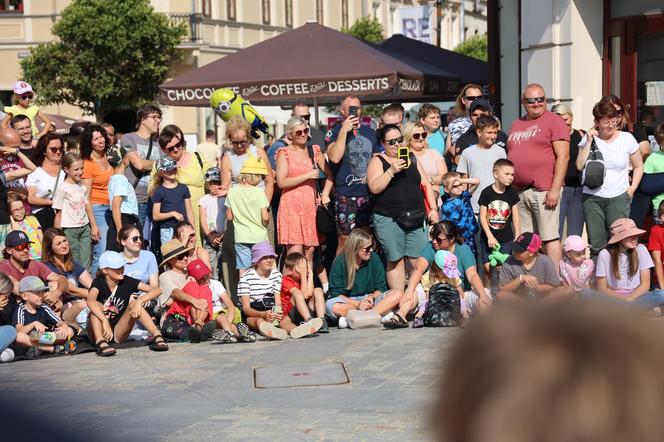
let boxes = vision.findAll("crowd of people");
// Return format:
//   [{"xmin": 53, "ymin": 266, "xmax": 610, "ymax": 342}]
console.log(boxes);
[{"xmin": 0, "ymin": 78, "xmax": 663, "ymax": 364}]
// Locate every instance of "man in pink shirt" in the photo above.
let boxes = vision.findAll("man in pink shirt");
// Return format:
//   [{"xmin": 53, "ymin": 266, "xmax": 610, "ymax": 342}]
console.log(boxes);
[{"xmin": 507, "ymin": 84, "xmax": 570, "ymax": 266}]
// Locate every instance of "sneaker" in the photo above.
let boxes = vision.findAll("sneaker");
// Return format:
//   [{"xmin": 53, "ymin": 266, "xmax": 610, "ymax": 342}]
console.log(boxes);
[
  {"xmin": 236, "ymin": 322, "xmax": 256, "ymax": 343},
  {"xmin": 55, "ymin": 340, "xmax": 77, "ymax": 354},
  {"xmin": 383, "ymin": 314, "xmax": 408, "ymax": 329},
  {"xmin": 412, "ymin": 316, "xmax": 424, "ymax": 329},
  {"xmin": 258, "ymin": 322, "xmax": 288, "ymax": 340},
  {"xmin": 381, "ymin": 312, "xmax": 395, "ymax": 323},
  {"xmin": 290, "ymin": 317, "xmax": 323, "ymax": 339},
  {"xmin": 26, "ymin": 346, "xmax": 41, "ymax": 359},
  {"xmin": 0, "ymin": 348, "xmax": 15, "ymax": 363},
  {"xmin": 338, "ymin": 316, "xmax": 348, "ymax": 329},
  {"xmin": 317, "ymin": 317, "xmax": 329, "ymax": 334},
  {"xmin": 211, "ymin": 329, "xmax": 237, "ymax": 343}
]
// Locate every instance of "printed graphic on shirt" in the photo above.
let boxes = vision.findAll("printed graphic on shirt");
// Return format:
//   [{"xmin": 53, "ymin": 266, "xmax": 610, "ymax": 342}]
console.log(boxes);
[
  {"xmin": 103, "ymin": 293, "xmax": 125, "ymax": 321},
  {"xmin": 345, "ymin": 135, "xmax": 372, "ymax": 185},
  {"xmin": 507, "ymin": 124, "xmax": 542, "ymax": 145},
  {"xmin": 487, "ymin": 199, "xmax": 511, "ymax": 230}
]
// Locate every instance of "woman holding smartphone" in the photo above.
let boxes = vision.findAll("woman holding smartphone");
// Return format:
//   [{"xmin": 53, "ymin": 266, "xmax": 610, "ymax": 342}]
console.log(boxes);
[{"xmin": 367, "ymin": 124, "xmax": 438, "ymax": 292}]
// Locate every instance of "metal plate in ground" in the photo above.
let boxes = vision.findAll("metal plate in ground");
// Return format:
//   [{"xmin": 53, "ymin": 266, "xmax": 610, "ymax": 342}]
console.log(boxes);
[{"xmin": 253, "ymin": 362, "xmax": 350, "ymax": 388}]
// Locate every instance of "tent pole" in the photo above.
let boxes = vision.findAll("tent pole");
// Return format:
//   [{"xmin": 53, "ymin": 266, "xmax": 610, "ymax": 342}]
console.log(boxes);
[{"xmin": 313, "ymin": 97, "xmax": 320, "ymax": 129}]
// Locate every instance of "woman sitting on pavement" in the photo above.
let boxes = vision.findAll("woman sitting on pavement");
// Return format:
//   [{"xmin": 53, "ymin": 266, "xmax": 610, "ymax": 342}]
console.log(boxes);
[
  {"xmin": 404, "ymin": 221, "xmax": 491, "ymax": 317},
  {"xmin": 118, "ymin": 224, "xmax": 159, "ymax": 288},
  {"xmin": 326, "ymin": 229, "xmax": 412, "ymax": 329}
]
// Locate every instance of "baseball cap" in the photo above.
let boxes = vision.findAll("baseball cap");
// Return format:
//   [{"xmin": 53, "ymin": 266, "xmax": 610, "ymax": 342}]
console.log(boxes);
[
  {"xmin": 563, "ymin": 235, "xmax": 588, "ymax": 252},
  {"xmin": 433, "ymin": 250, "xmax": 460, "ymax": 280},
  {"xmin": 512, "ymin": 232, "xmax": 542, "ymax": 253},
  {"xmin": 5, "ymin": 230, "xmax": 32, "ymax": 247},
  {"xmin": 18, "ymin": 276, "xmax": 48, "ymax": 293},
  {"xmin": 251, "ymin": 241, "xmax": 277, "ymax": 264},
  {"xmin": 99, "ymin": 251, "xmax": 125, "ymax": 270},
  {"xmin": 107, "ymin": 145, "xmax": 128, "ymax": 168},
  {"xmin": 187, "ymin": 259, "xmax": 210, "ymax": 280},
  {"xmin": 14, "ymin": 81, "xmax": 33, "ymax": 95},
  {"xmin": 204, "ymin": 167, "xmax": 221, "ymax": 182},
  {"xmin": 469, "ymin": 99, "xmax": 493, "ymax": 115},
  {"xmin": 157, "ymin": 157, "xmax": 177, "ymax": 172}
]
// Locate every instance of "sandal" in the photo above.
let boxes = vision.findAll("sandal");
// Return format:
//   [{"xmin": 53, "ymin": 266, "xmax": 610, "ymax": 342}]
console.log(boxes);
[
  {"xmin": 149, "ymin": 334, "xmax": 169, "ymax": 352},
  {"xmin": 95, "ymin": 340, "xmax": 117, "ymax": 357},
  {"xmin": 383, "ymin": 314, "xmax": 408, "ymax": 329}
]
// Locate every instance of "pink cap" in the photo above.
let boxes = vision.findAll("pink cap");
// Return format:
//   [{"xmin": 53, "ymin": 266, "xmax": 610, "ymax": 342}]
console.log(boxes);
[
  {"xmin": 13, "ymin": 81, "xmax": 33, "ymax": 95},
  {"xmin": 563, "ymin": 235, "xmax": 588, "ymax": 252}
]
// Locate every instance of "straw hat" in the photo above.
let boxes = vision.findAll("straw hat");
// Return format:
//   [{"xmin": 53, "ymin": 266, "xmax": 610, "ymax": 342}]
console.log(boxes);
[
  {"xmin": 160, "ymin": 239, "xmax": 193, "ymax": 267},
  {"xmin": 607, "ymin": 218, "xmax": 646, "ymax": 244},
  {"xmin": 240, "ymin": 154, "xmax": 268, "ymax": 175}
]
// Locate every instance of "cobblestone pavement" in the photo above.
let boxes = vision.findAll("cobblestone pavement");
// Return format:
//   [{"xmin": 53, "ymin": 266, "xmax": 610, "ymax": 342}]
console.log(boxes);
[{"xmin": 0, "ymin": 327, "xmax": 459, "ymax": 441}]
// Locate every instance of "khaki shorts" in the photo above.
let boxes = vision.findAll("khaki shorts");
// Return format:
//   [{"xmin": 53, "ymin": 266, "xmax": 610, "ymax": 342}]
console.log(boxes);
[{"xmin": 517, "ymin": 188, "xmax": 561, "ymax": 241}]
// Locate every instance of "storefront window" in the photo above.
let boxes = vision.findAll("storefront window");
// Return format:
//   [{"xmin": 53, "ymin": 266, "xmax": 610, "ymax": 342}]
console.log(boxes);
[{"xmin": 636, "ymin": 32, "xmax": 664, "ymax": 150}]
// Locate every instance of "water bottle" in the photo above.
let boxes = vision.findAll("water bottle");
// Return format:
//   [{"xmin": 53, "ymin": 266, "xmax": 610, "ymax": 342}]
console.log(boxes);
[{"xmin": 29, "ymin": 330, "xmax": 56, "ymax": 345}]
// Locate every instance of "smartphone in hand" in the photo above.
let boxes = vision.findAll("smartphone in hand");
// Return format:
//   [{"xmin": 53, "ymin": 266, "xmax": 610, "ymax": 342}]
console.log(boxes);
[{"xmin": 397, "ymin": 145, "xmax": 411, "ymax": 168}]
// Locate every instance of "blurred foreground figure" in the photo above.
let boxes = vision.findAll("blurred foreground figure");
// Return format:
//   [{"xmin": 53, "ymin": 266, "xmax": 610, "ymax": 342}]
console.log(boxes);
[{"xmin": 434, "ymin": 303, "xmax": 664, "ymax": 442}]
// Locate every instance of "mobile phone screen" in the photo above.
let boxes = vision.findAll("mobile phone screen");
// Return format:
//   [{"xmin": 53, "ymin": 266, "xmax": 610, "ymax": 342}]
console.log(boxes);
[{"xmin": 397, "ymin": 146, "xmax": 411, "ymax": 168}]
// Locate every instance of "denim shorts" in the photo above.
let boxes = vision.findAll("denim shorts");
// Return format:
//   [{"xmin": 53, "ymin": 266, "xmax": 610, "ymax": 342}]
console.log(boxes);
[
  {"xmin": 325, "ymin": 291, "xmax": 388, "ymax": 318},
  {"xmin": 235, "ymin": 243, "xmax": 253, "ymax": 269}
]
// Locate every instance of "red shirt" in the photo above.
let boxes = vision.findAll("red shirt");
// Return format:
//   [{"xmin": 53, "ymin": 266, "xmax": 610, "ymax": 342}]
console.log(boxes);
[
  {"xmin": 0, "ymin": 259, "xmax": 53, "ymax": 284},
  {"xmin": 167, "ymin": 280, "xmax": 213, "ymax": 323},
  {"xmin": 280, "ymin": 275, "xmax": 300, "ymax": 316},
  {"xmin": 507, "ymin": 110, "xmax": 570, "ymax": 191},
  {"xmin": 648, "ymin": 225, "xmax": 664, "ymax": 286}
]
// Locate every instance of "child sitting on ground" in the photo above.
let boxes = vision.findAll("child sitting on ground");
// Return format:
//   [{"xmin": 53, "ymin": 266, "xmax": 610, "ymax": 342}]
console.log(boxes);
[
  {"xmin": 440, "ymin": 171, "xmax": 480, "ymax": 254},
  {"xmin": 281, "ymin": 252, "xmax": 328, "ymax": 333},
  {"xmin": 210, "ymin": 277, "xmax": 256, "ymax": 343},
  {"xmin": 414, "ymin": 250, "xmax": 468, "ymax": 328},
  {"xmin": 478, "ymin": 158, "xmax": 520, "ymax": 285},
  {"xmin": 12, "ymin": 276, "xmax": 76, "ymax": 356},
  {"xmin": 496, "ymin": 232, "xmax": 574, "ymax": 302},
  {"xmin": 8, "ymin": 193, "xmax": 42, "ymax": 261},
  {"xmin": 239, "ymin": 241, "xmax": 321, "ymax": 340},
  {"xmin": 559, "ymin": 235, "xmax": 594, "ymax": 292},
  {"xmin": 648, "ymin": 201, "xmax": 664, "ymax": 289}
]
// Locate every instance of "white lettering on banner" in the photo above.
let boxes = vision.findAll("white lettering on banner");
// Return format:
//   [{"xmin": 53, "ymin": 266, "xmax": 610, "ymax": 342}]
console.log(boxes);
[
  {"xmin": 399, "ymin": 79, "xmax": 422, "ymax": 92},
  {"xmin": 166, "ymin": 87, "xmax": 233, "ymax": 102},
  {"xmin": 310, "ymin": 82, "xmax": 327, "ymax": 93},
  {"xmin": 328, "ymin": 77, "xmax": 390, "ymax": 93},
  {"xmin": 243, "ymin": 86, "xmax": 260, "ymax": 96},
  {"xmin": 259, "ymin": 82, "xmax": 311, "ymax": 96},
  {"xmin": 508, "ymin": 125, "xmax": 542, "ymax": 145}
]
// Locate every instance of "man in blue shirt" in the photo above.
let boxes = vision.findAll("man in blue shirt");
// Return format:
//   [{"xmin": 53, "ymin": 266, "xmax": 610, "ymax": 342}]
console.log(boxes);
[{"xmin": 325, "ymin": 95, "xmax": 380, "ymax": 253}]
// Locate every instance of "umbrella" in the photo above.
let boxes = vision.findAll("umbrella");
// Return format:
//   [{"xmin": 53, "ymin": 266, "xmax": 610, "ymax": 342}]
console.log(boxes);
[
  {"xmin": 159, "ymin": 23, "xmax": 460, "ymax": 107},
  {"xmin": 377, "ymin": 34, "xmax": 488, "ymax": 87},
  {"xmin": 37, "ymin": 114, "xmax": 79, "ymax": 135}
]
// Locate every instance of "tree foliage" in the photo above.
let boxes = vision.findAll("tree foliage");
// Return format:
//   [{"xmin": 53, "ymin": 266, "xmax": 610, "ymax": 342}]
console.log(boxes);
[
  {"xmin": 343, "ymin": 16, "xmax": 384, "ymax": 44},
  {"xmin": 21, "ymin": 0, "xmax": 185, "ymax": 121},
  {"xmin": 453, "ymin": 34, "xmax": 488, "ymax": 62}
]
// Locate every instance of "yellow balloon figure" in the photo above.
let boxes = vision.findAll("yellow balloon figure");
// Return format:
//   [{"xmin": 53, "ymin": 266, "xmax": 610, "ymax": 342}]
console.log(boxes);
[{"xmin": 210, "ymin": 88, "xmax": 268, "ymax": 139}]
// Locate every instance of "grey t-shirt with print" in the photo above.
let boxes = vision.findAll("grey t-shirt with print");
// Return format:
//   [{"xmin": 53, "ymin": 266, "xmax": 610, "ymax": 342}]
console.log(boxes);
[{"xmin": 121, "ymin": 132, "xmax": 163, "ymax": 203}]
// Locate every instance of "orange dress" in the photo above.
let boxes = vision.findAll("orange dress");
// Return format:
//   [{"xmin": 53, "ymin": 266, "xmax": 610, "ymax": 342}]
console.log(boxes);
[{"xmin": 276, "ymin": 146, "xmax": 320, "ymax": 247}]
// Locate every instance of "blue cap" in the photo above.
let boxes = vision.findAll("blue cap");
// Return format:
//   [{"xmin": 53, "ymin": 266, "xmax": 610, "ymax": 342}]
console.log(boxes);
[
  {"xmin": 157, "ymin": 157, "xmax": 177, "ymax": 172},
  {"xmin": 99, "ymin": 251, "xmax": 125, "ymax": 270}
]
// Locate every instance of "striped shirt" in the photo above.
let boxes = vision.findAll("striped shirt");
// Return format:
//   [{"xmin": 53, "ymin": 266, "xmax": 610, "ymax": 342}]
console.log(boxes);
[
  {"xmin": 237, "ymin": 268, "xmax": 282, "ymax": 304},
  {"xmin": 12, "ymin": 302, "xmax": 61, "ymax": 328}
]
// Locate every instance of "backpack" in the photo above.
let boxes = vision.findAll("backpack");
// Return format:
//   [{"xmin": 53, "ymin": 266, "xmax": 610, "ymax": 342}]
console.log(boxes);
[
  {"xmin": 423, "ymin": 283, "xmax": 461, "ymax": 327},
  {"xmin": 581, "ymin": 138, "xmax": 605, "ymax": 189}
]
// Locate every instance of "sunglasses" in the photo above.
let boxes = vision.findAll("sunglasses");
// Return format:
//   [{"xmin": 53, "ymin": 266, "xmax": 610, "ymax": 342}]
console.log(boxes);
[
  {"xmin": 49, "ymin": 147, "xmax": 64, "ymax": 154},
  {"xmin": 19, "ymin": 94, "xmax": 33, "ymax": 100},
  {"xmin": 13, "ymin": 243, "xmax": 30, "ymax": 252},
  {"xmin": 130, "ymin": 235, "xmax": 142, "ymax": 243},
  {"xmin": 464, "ymin": 95, "xmax": 481, "ymax": 101},
  {"xmin": 166, "ymin": 141, "xmax": 183, "ymax": 153},
  {"xmin": 524, "ymin": 97, "xmax": 546, "ymax": 104},
  {"xmin": 297, "ymin": 114, "xmax": 311, "ymax": 121},
  {"xmin": 385, "ymin": 136, "xmax": 404, "ymax": 146},
  {"xmin": 175, "ymin": 254, "xmax": 189, "ymax": 261},
  {"xmin": 432, "ymin": 235, "xmax": 450, "ymax": 243},
  {"xmin": 230, "ymin": 140, "xmax": 248, "ymax": 147},
  {"xmin": 294, "ymin": 127, "xmax": 310, "ymax": 137},
  {"xmin": 361, "ymin": 245, "xmax": 373, "ymax": 253},
  {"xmin": 412, "ymin": 132, "xmax": 428, "ymax": 141}
]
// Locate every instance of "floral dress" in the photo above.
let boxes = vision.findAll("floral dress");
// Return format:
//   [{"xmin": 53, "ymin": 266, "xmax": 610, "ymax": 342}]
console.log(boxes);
[{"xmin": 276, "ymin": 146, "xmax": 320, "ymax": 247}]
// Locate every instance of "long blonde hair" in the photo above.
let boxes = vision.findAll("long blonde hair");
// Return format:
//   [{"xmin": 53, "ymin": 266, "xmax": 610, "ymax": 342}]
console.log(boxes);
[{"xmin": 343, "ymin": 229, "xmax": 373, "ymax": 290}]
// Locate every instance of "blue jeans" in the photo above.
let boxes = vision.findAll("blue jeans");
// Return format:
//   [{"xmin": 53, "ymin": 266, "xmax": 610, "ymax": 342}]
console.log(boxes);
[
  {"xmin": 579, "ymin": 289, "xmax": 664, "ymax": 309},
  {"xmin": 137, "ymin": 202, "xmax": 149, "ymax": 230},
  {"xmin": 91, "ymin": 204, "xmax": 111, "ymax": 275},
  {"xmin": 559, "ymin": 186, "xmax": 584, "ymax": 237},
  {"xmin": 0, "ymin": 325, "xmax": 17, "ymax": 352}
]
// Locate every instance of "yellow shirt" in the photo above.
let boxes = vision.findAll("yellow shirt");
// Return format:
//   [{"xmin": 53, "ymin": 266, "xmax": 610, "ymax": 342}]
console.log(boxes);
[{"xmin": 4, "ymin": 104, "xmax": 40, "ymax": 136}]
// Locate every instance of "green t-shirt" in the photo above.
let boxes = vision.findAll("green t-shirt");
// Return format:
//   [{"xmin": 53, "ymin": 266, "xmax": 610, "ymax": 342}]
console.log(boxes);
[
  {"xmin": 328, "ymin": 252, "xmax": 388, "ymax": 298},
  {"xmin": 420, "ymin": 241, "xmax": 476, "ymax": 291},
  {"xmin": 644, "ymin": 151, "xmax": 664, "ymax": 211},
  {"xmin": 224, "ymin": 185, "xmax": 268, "ymax": 243}
]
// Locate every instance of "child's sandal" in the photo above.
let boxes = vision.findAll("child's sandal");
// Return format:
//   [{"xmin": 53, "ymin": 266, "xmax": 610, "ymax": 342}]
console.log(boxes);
[
  {"xmin": 95, "ymin": 340, "xmax": 117, "ymax": 357},
  {"xmin": 149, "ymin": 334, "xmax": 169, "ymax": 352}
]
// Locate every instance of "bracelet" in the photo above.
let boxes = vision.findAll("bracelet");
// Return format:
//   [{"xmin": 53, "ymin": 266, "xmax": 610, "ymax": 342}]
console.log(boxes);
[{"xmin": 386, "ymin": 170, "xmax": 394, "ymax": 178}]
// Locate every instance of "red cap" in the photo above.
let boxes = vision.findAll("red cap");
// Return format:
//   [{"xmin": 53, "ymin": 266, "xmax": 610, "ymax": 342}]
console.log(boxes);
[{"xmin": 187, "ymin": 259, "xmax": 210, "ymax": 280}]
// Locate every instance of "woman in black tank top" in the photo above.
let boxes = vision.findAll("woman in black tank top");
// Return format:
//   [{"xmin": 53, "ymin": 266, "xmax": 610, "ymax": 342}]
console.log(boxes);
[{"xmin": 367, "ymin": 124, "xmax": 439, "ymax": 295}]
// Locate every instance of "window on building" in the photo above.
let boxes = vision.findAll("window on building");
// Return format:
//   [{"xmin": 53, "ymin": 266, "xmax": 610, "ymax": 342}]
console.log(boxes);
[
  {"xmin": 342, "ymin": 0, "xmax": 348, "ymax": 29},
  {"xmin": 201, "ymin": 0, "xmax": 212, "ymax": 17},
  {"xmin": 227, "ymin": 0, "xmax": 236, "ymax": 21},
  {"xmin": 262, "ymin": 0, "xmax": 270, "ymax": 24},
  {"xmin": 0, "ymin": 0, "xmax": 23, "ymax": 13},
  {"xmin": 316, "ymin": 0, "xmax": 324, "ymax": 25},
  {"xmin": 285, "ymin": 0, "xmax": 293, "ymax": 27}
]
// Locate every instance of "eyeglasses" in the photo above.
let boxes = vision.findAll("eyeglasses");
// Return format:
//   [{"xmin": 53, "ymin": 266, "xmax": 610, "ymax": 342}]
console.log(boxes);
[
  {"xmin": 464, "ymin": 95, "xmax": 481, "ymax": 101},
  {"xmin": 524, "ymin": 97, "xmax": 546, "ymax": 104},
  {"xmin": 19, "ymin": 94, "xmax": 33, "ymax": 100},
  {"xmin": 166, "ymin": 141, "xmax": 183, "ymax": 153},
  {"xmin": 598, "ymin": 117, "xmax": 621, "ymax": 128},
  {"xmin": 130, "ymin": 235, "xmax": 142, "ymax": 243},
  {"xmin": 432, "ymin": 235, "xmax": 450, "ymax": 244},
  {"xmin": 294, "ymin": 128, "xmax": 310, "ymax": 137},
  {"xmin": 412, "ymin": 132, "xmax": 428, "ymax": 141},
  {"xmin": 48, "ymin": 147, "xmax": 63, "ymax": 154},
  {"xmin": 10, "ymin": 206, "xmax": 25, "ymax": 214},
  {"xmin": 230, "ymin": 140, "xmax": 248, "ymax": 147},
  {"xmin": 13, "ymin": 243, "xmax": 30, "ymax": 252},
  {"xmin": 146, "ymin": 114, "xmax": 161, "ymax": 121},
  {"xmin": 361, "ymin": 245, "xmax": 373, "ymax": 253},
  {"xmin": 385, "ymin": 136, "xmax": 404, "ymax": 146}
]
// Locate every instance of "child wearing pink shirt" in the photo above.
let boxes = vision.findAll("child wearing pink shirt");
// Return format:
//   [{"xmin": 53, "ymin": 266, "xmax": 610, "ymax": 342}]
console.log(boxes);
[{"xmin": 559, "ymin": 235, "xmax": 594, "ymax": 292}]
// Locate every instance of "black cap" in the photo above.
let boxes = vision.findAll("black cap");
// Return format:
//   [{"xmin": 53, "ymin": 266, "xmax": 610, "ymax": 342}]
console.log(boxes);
[
  {"xmin": 5, "ymin": 230, "xmax": 32, "ymax": 247},
  {"xmin": 469, "ymin": 99, "xmax": 493, "ymax": 115}
]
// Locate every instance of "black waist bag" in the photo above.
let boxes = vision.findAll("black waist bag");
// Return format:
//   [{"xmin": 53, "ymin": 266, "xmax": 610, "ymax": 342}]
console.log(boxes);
[
  {"xmin": 424, "ymin": 283, "xmax": 461, "ymax": 327},
  {"xmin": 395, "ymin": 208, "xmax": 425, "ymax": 231},
  {"xmin": 582, "ymin": 138, "xmax": 605, "ymax": 189}
]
